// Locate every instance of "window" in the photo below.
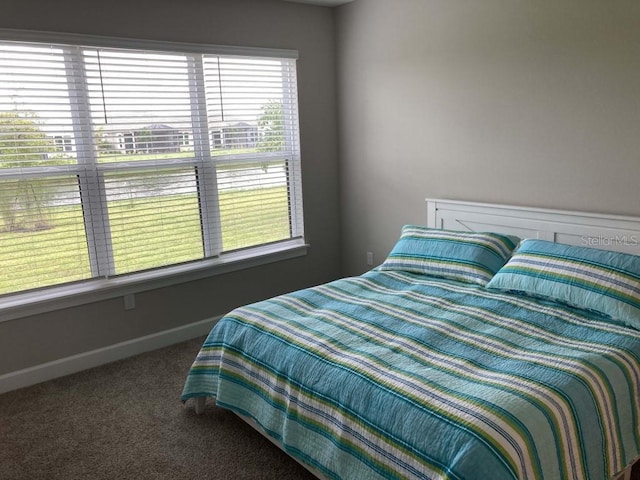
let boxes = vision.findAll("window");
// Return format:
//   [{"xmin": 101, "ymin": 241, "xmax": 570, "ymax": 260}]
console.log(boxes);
[{"xmin": 0, "ymin": 33, "xmax": 304, "ymax": 298}]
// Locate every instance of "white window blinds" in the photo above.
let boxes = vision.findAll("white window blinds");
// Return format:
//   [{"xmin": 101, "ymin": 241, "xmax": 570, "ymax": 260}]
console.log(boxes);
[{"xmin": 0, "ymin": 36, "xmax": 303, "ymax": 296}]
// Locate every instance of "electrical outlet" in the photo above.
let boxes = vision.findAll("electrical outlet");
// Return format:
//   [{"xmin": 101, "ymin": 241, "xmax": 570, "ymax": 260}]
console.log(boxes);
[
  {"xmin": 366, "ymin": 251, "xmax": 374, "ymax": 266},
  {"xmin": 124, "ymin": 293, "xmax": 136, "ymax": 310}
]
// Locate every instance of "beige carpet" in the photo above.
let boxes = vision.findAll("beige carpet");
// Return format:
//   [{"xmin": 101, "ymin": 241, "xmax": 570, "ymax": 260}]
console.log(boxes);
[{"xmin": 0, "ymin": 337, "xmax": 317, "ymax": 480}]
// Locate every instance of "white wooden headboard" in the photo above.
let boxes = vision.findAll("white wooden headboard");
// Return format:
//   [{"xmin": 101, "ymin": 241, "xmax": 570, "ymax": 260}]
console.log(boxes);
[{"xmin": 426, "ymin": 199, "xmax": 640, "ymax": 255}]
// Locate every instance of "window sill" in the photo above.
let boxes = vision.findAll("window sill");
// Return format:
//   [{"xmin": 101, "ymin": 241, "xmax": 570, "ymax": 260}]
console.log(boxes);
[{"xmin": 0, "ymin": 239, "xmax": 308, "ymax": 323}]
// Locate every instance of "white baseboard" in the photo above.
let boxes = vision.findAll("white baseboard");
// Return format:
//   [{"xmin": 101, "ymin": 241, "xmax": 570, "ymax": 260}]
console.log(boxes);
[{"xmin": 0, "ymin": 316, "xmax": 219, "ymax": 395}]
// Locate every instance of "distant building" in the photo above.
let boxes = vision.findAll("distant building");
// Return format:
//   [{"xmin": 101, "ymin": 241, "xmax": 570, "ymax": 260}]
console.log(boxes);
[
  {"xmin": 99, "ymin": 124, "xmax": 181, "ymax": 155},
  {"xmin": 133, "ymin": 124, "xmax": 181, "ymax": 154},
  {"xmin": 212, "ymin": 122, "xmax": 258, "ymax": 150},
  {"xmin": 53, "ymin": 121, "xmax": 257, "ymax": 158},
  {"xmin": 53, "ymin": 135, "xmax": 73, "ymax": 152}
]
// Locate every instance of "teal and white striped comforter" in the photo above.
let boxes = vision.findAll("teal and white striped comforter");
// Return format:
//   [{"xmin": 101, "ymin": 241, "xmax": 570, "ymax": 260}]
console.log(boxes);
[{"xmin": 181, "ymin": 270, "xmax": 640, "ymax": 480}]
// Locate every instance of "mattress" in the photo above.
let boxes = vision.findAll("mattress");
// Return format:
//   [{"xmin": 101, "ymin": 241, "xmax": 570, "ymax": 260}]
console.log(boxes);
[{"xmin": 182, "ymin": 269, "xmax": 640, "ymax": 480}]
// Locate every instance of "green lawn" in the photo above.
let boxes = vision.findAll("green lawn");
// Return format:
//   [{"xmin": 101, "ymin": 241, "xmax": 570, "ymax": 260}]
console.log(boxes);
[{"xmin": 0, "ymin": 185, "xmax": 290, "ymax": 295}]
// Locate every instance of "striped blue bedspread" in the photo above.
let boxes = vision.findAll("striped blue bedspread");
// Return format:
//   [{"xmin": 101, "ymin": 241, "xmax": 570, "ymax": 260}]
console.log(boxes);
[{"xmin": 181, "ymin": 270, "xmax": 640, "ymax": 480}]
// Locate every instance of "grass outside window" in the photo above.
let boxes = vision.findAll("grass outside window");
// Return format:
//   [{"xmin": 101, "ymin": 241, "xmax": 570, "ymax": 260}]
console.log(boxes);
[{"xmin": 0, "ymin": 184, "xmax": 290, "ymax": 295}]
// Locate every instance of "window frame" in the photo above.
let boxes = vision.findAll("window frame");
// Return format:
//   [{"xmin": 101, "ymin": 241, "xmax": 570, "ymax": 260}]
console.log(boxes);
[{"xmin": 0, "ymin": 28, "xmax": 307, "ymax": 322}]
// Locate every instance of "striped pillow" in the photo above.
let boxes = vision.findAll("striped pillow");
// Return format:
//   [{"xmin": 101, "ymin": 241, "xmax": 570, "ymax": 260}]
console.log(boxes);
[
  {"xmin": 379, "ymin": 226, "xmax": 520, "ymax": 286},
  {"xmin": 486, "ymin": 239, "xmax": 640, "ymax": 329}
]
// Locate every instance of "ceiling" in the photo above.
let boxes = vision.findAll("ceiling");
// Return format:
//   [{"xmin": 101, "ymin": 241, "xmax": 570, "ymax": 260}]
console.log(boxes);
[{"xmin": 283, "ymin": 0, "xmax": 354, "ymax": 6}]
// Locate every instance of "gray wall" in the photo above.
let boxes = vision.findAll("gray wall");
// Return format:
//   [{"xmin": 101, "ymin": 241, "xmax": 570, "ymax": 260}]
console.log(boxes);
[
  {"xmin": 336, "ymin": 0, "xmax": 640, "ymax": 275},
  {"xmin": 0, "ymin": 0, "xmax": 341, "ymax": 374}
]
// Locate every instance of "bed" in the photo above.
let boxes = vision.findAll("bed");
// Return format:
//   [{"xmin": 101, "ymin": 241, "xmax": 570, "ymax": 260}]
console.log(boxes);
[{"xmin": 182, "ymin": 199, "xmax": 640, "ymax": 480}]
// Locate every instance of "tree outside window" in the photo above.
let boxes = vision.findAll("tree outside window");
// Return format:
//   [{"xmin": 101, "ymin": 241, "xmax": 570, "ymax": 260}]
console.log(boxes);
[{"xmin": 0, "ymin": 112, "xmax": 56, "ymax": 232}]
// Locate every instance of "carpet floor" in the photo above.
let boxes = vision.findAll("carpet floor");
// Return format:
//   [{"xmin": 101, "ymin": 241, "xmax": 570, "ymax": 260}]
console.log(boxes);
[{"xmin": 0, "ymin": 336, "xmax": 318, "ymax": 480}]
